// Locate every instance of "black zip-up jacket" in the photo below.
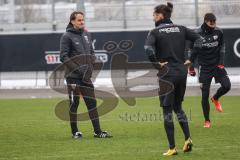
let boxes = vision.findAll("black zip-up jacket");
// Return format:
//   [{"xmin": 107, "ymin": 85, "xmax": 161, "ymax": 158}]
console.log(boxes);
[
  {"xmin": 60, "ymin": 23, "xmax": 94, "ymax": 79},
  {"xmin": 144, "ymin": 19, "xmax": 201, "ymax": 76},
  {"xmin": 190, "ymin": 23, "xmax": 225, "ymax": 71}
]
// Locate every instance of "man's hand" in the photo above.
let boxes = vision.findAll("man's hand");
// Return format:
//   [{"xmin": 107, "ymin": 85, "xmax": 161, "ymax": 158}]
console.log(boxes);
[
  {"xmin": 217, "ymin": 64, "xmax": 225, "ymax": 69},
  {"xmin": 184, "ymin": 60, "xmax": 192, "ymax": 67},
  {"xmin": 159, "ymin": 62, "xmax": 168, "ymax": 68}
]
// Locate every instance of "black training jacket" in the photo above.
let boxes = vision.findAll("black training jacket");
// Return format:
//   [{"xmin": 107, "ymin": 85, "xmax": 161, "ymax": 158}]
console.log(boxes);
[
  {"xmin": 145, "ymin": 19, "xmax": 200, "ymax": 76},
  {"xmin": 60, "ymin": 24, "xmax": 94, "ymax": 79},
  {"xmin": 189, "ymin": 24, "xmax": 225, "ymax": 71}
]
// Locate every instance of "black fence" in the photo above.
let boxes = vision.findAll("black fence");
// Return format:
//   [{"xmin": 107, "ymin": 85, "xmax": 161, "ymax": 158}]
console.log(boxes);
[{"xmin": 0, "ymin": 28, "xmax": 240, "ymax": 71}]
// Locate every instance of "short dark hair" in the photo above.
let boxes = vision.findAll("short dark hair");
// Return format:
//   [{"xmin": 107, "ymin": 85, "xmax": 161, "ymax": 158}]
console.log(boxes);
[
  {"xmin": 154, "ymin": 2, "xmax": 173, "ymax": 19},
  {"xmin": 204, "ymin": 13, "xmax": 216, "ymax": 22},
  {"xmin": 69, "ymin": 11, "xmax": 84, "ymax": 22}
]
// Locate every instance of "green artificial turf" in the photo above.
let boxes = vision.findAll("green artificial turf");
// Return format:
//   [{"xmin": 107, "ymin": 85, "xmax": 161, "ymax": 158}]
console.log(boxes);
[{"xmin": 0, "ymin": 96, "xmax": 239, "ymax": 160}]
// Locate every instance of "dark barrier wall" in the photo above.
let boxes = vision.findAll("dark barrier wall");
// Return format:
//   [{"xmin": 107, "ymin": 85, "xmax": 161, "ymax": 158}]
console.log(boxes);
[{"xmin": 0, "ymin": 28, "xmax": 240, "ymax": 71}]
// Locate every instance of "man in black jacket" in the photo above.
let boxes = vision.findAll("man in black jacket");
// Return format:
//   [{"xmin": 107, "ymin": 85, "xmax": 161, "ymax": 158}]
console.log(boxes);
[
  {"xmin": 60, "ymin": 11, "xmax": 112, "ymax": 139},
  {"xmin": 188, "ymin": 13, "xmax": 231, "ymax": 128},
  {"xmin": 144, "ymin": 2, "xmax": 203, "ymax": 156}
]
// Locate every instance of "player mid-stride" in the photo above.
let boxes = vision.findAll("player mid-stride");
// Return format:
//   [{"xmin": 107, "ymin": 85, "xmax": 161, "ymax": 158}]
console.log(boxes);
[{"xmin": 187, "ymin": 13, "xmax": 231, "ymax": 128}]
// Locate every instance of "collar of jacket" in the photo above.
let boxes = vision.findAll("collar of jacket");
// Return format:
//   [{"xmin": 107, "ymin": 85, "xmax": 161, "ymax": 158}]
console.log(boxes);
[
  {"xmin": 155, "ymin": 18, "xmax": 173, "ymax": 27},
  {"xmin": 201, "ymin": 22, "xmax": 215, "ymax": 35},
  {"xmin": 66, "ymin": 23, "xmax": 84, "ymax": 34}
]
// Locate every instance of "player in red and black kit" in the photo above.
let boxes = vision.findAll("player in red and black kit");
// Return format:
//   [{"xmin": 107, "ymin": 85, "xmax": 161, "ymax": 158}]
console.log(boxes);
[
  {"xmin": 187, "ymin": 13, "xmax": 231, "ymax": 128},
  {"xmin": 144, "ymin": 2, "xmax": 204, "ymax": 156}
]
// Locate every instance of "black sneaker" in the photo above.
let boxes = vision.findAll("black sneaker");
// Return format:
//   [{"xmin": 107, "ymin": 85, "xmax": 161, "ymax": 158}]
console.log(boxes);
[
  {"xmin": 72, "ymin": 132, "xmax": 83, "ymax": 139},
  {"xmin": 94, "ymin": 131, "xmax": 112, "ymax": 138}
]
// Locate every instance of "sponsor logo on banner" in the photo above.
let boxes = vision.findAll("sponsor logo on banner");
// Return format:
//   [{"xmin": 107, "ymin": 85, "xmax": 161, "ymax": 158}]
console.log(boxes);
[
  {"xmin": 94, "ymin": 50, "xmax": 108, "ymax": 63},
  {"xmin": 45, "ymin": 51, "xmax": 61, "ymax": 64},
  {"xmin": 45, "ymin": 51, "xmax": 108, "ymax": 64},
  {"xmin": 234, "ymin": 38, "xmax": 240, "ymax": 58}
]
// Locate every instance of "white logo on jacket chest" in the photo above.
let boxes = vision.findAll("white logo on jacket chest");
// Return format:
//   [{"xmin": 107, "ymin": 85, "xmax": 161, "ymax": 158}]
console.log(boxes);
[
  {"xmin": 202, "ymin": 41, "xmax": 219, "ymax": 48},
  {"xmin": 159, "ymin": 27, "xmax": 180, "ymax": 33},
  {"xmin": 84, "ymin": 36, "xmax": 90, "ymax": 44},
  {"xmin": 213, "ymin": 35, "xmax": 218, "ymax": 40},
  {"xmin": 73, "ymin": 38, "xmax": 80, "ymax": 45}
]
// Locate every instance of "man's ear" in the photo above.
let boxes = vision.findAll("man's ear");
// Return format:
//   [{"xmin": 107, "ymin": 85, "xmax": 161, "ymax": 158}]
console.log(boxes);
[{"xmin": 159, "ymin": 13, "xmax": 164, "ymax": 20}]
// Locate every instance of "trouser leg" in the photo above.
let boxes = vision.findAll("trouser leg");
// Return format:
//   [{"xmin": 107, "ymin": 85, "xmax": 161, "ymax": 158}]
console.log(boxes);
[
  {"xmin": 213, "ymin": 75, "xmax": 231, "ymax": 100},
  {"xmin": 80, "ymin": 81, "xmax": 101, "ymax": 134},
  {"xmin": 162, "ymin": 106, "xmax": 175, "ymax": 149},
  {"xmin": 67, "ymin": 84, "xmax": 80, "ymax": 135},
  {"xmin": 173, "ymin": 103, "xmax": 190, "ymax": 140},
  {"xmin": 201, "ymin": 82, "xmax": 211, "ymax": 121}
]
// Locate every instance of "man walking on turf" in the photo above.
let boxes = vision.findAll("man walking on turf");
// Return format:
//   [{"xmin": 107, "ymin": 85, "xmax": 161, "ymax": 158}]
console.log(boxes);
[
  {"xmin": 60, "ymin": 11, "xmax": 112, "ymax": 139},
  {"xmin": 187, "ymin": 13, "xmax": 231, "ymax": 128},
  {"xmin": 144, "ymin": 2, "xmax": 203, "ymax": 156}
]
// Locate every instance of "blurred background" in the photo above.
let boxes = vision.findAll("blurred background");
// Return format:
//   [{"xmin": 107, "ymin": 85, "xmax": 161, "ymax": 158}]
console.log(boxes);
[
  {"xmin": 0, "ymin": 0, "xmax": 240, "ymax": 98},
  {"xmin": 0, "ymin": 0, "xmax": 240, "ymax": 32}
]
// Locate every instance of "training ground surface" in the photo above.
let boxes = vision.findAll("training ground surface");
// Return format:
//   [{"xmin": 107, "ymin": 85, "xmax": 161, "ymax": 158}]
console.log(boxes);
[{"xmin": 0, "ymin": 96, "xmax": 240, "ymax": 160}]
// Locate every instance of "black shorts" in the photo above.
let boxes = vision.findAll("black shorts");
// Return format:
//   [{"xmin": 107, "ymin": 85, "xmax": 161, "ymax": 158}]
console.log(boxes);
[
  {"xmin": 159, "ymin": 75, "xmax": 187, "ymax": 107},
  {"xmin": 199, "ymin": 67, "xmax": 228, "ymax": 84}
]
